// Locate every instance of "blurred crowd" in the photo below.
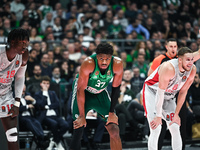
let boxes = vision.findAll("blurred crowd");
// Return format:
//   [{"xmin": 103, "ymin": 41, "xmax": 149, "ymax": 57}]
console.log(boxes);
[{"xmin": 1, "ymin": 0, "xmax": 200, "ymax": 149}]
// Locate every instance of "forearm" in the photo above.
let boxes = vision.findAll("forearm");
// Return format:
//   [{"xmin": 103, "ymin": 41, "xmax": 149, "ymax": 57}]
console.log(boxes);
[
  {"xmin": 110, "ymin": 85, "xmax": 120, "ymax": 112},
  {"xmin": 193, "ymin": 48, "xmax": 200, "ymax": 62},
  {"xmin": 175, "ymin": 93, "xmax": 186, "ymax": 115},
  {"xmin": 14, "ymin": 65, "xmax": 27, "ymax": 99},
  {"xmin": 155, "ymin": 87, "xmax": 165, "ymax": 117},
  {"xmin": 77, "ymin": 89, "xmax": 86, "ymax": 117}
]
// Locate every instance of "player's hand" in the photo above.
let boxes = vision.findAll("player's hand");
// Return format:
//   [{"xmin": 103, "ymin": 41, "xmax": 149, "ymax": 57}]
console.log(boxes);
[
  {"xmin": 8, "ymin": 105, "xmax": 19, "ymax": 118},
  {"xmin": 106, "ymin": 112, "xmax": 118, "ymax": 126},
  {"xmin": 150, "ymin": 116, "xmax": 162, "ymax": 130},
  {"xmin": 169, "ymin": 114, "xmax": 180, "ymax": 126},
  {"xmin": 73, "ymin": 116, "xmax": 87, "ymax": 129}
]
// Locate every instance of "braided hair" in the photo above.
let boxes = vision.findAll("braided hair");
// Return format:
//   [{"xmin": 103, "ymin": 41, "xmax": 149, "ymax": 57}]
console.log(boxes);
[{"xmin": 7, "ymin": 28, "xmax": 29, "ymax": 45}]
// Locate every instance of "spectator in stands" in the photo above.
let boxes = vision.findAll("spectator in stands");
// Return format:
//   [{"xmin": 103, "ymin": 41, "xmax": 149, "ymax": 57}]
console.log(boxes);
[
  {"xmin": 52, "ymin": 2, "xmax": 66, "ymax": 19},
  {"xmin": 27, "ymin": 2, "xmax": 41, "ymax": 28},
  {"xmin": 26, "ymin": 64, "xmax": 42, "ymax": 96},
  {"xmin": 32, "ymin": 42, "xmax": 42, "ymax": 61},
  {"xmin": 182, "ymin": 22, "xmax": 197, "ymax": 40},
  {"xmin": 68, "ymin": 42, "xmax": 81, "ymax": 62},
  {"xmin": 65, "ymin": 5, "xmax": 79, "ymax": 20},
  {"xmin": 126, "ymin": 18, "xmax": 150, "ymax": 40},
  {"xmin": 3, "ymin": 18, "xmax": 12, "ymax": 36},
  {"xmin": 74, "ymin": 13, "xmax": 87, "ymax": 34},
  {"xmin": 107, "ymin": 16, "xmax": 123, "ymax": 39},
  {"xmin": 50, "ymin": 66, "xmax": 67, "ymax": 102},
  {"xmin": 144, "ymin": 17, "xmax": 158, "ymax": 39},
  {"xmin": 131, "ymin": 67, "xmax": 145, "ymax": 96},
  {"xmin": 40, "ymin": 53, "xmax": 53, "ymax": 77},
  {"xmin": 96, "ymin": 0, "xmax": 109, "ymax": 15},
  {"xmin": 37, "ymin": 0, "xmax": 53, "ymax": 20},
  {"xmin": 116, "ymin": 70, "xmax": 146, "ymax": 142},
  {"xmin": 61, "ymin": 50, "xmax": 77, "ymax": 79},
  {"xmin": 34, "ymin": 76, "xmax": 69, "ymax": 150},
  {"xmin": 132, "ymin": 54, "xmax": 149, "ymax": 78},
  {"xmin": 132, "ymin": 41, "xmax": 150, "ymax": 62},
  {"xmin": 0, "ymin": 2, "xmax": 16, "ymax": 28},
  {"xmin": 125, "ymin": 2, "xmax": 138, "ymax": 21},
  {"xmin": 0, "ymin": 27, "xmax": 7, "ymax": 43},
  {"xmin": 116, "ymin": 9, "xmax": 129, "ymax": 32},
  {"xmin": 10, "ymin": 0, "xmax": 25, "ymax": 21},
  {"xmin": 19, "ymin": 85, "xmax": 49, "ymax": 149},
  {"xmin": 53, "ymin": 46, "xmax": 63, "ymax": 64},
  {"xmin": 40, "ymin": 12, "xmax": 54, "ymax": 34},
  {"xmin": 26, "ymin": 49, "xmax": 39, "ymax": 79},
  {"xmin": 60, "ymin": 60, "xmax": 71, "ymax": 82},
  {"xmin": 29, "ymin": 27, "xmax": 42, "ymax": 42},
  {"xmin": 52, "ymin": 17, "xmax": 63, "ymax": 40},
  {"xmin": 103, "ymin": 9, "xmax": 114, "ymax": 30}
]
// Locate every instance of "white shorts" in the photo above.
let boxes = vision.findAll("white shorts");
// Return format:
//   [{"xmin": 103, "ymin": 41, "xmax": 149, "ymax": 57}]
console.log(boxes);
[
  {"xmin": 0, "ymin": 91, "xmax": 15, "ymax": 118},
  {"xmin": 143, "ymin": 84, "xmax": 176, "ymax": 122}
]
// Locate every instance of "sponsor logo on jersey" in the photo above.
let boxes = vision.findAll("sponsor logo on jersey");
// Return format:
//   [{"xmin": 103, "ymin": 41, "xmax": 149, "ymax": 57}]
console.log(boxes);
[
  {"xmin": 95, "ymin": 71, "xmax": 99, "ymax": 75},
  {"xmin": 182, "ymin": 76, "xmax": 187, "ymax": 82},
  {"xmin": 0, "ymin": 78, "xmax": 12, "ymax": 83},
  {"xmin": 15, "ymin": 60, "xmax": 19, "ymax": 67},
  {"xmin": 1, "ymin": 106, "xmax": 5, "ymax": 112},
  {"xmin": 107, "ymin": 70, "xmax": 111, "ymax": 76},
  {"xmin": 86, "ymin": 86, "xmax": 104, "ymax": 94}
]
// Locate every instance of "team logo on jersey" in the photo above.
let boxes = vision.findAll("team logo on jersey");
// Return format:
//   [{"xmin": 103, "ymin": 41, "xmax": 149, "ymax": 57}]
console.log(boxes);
[
  {"xmin": 166, "ymin": 114, "xmax": 170, "ymax": 121},
  {"xmin": 182, "ymin": 76, "xmax": 187, "ymax": 82},
  {"xmin": 95, "ymin": 71, "xmax": 99, "ymax": 75},
  {"xmin": 15, "ymin": 60, "xmax": 19, "ymax": 67},
  {"xmin": 107, "ymin": 70, "xmax": 111, "ymax": 76},
  {"xmin": 1, "ymin": 106, "xmax": 5, "ymax": 112}
]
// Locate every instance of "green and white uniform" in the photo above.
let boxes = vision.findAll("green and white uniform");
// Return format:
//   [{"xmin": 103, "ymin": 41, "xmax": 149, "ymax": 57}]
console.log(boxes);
[{"xmin": 71, "ymin": 54, "xmax": 114, "ymax": 121}]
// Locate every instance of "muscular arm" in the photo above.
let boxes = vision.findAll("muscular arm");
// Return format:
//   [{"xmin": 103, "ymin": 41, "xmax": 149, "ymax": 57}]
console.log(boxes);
[
  {"xmin": 150, "ymin": 62, "xmax": 175, "ymax": 129},
  {"xmin": 175, "ymin": 65, "xmax": 196, "ymax": 116},
  {"xmin": 15, "ymin": 50, "xmax": 29, "ymax": 100},
  {"xmin": 76, "ymin": 57, "xmax": 94, "ymax": 117},
  {"xmin": 156, "ymin": 62, "xmax": 175, "ymax": 116},
  {"xmin": 110, "ymin": 57, "xmax": 123, "ymax": 111},
  {"xmin": 106, "ymin": 57, "xmax": 123, "ymax": 125}
]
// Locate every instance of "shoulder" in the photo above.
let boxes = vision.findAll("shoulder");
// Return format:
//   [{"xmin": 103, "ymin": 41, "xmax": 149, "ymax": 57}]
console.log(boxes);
[
  {"xmin": 159, "ymin": 61, "xmax": 175, "ymax": 78},
  {"xmin": 113, "ymin": 56, "xmax": 123, "ymax": 73},
  {"xmin": 80, "ymin": 56, "xmax": 95, "ymax": 74},
  {"xmin": 22, "ymin": 50, "xmax": 29, "ymax": 66}
]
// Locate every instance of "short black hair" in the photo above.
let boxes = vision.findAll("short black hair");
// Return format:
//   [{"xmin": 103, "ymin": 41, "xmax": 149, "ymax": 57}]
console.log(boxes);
[
  {"xmin": 96, "ymin": 43, "xmax": 113, "ymax": 55},
  {"xmin": 7, "ymin": 28, "xmax": 29, "ymax": 44},
  {"xmin": 166, "ymin": 38, "xmax": 177, "ymax": 43},
  {"xmin": 177, "ymin": 47, "xmax": 193, "ymax": 57},
  {"xmin": 40, "ymin": 76, "xmax": 51, "ymax": 83}
]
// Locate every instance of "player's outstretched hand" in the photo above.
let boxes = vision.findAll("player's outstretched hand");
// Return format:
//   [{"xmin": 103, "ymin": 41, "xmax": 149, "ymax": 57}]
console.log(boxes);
[
  {"xmin": 150, "ymin": 116, "xmax": 162, "ymax": 130},
  {"xmin": 106, "ymin": 112, "xmax": 118, "ymax": 126},
  {"xmin": 73, "ymin": 115, "xmax": 87, "ymax": 129},
  {"xmin": 169, "ymin": 114, "xmax": 180, "ymax": 126},
  {"xmin": 8, "ymin": 106, "xmax": 19, "ymax": 118}
]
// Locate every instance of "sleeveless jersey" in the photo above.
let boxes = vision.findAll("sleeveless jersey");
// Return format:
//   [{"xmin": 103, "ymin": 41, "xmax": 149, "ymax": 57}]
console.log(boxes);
[
  {"xmin": 145, "ymin": 59, "xmax": 192, "ymax": 100},
  {"xmin": 0, "ymin": 45, "xmax": 22, "ymax": 96},
  {"xmin": 78, "ymin": 54, "xmax": 114, "ymax": 94}
]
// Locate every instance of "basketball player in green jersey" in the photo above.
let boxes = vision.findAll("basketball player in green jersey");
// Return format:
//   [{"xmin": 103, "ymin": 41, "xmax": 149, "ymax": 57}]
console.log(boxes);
[{"xmin": 70, "ymin": 43, "xmax": 123, "ymax": 150}]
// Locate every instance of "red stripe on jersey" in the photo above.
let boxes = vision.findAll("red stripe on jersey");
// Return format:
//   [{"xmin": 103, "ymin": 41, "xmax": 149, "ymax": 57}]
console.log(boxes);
[
  {"xmin": 142, "ymin": 83, "xmax": 147, "ymax": 117},
  {"xmin": 145, "ymin": 72, "xmax": 159, "ymax": 86}
]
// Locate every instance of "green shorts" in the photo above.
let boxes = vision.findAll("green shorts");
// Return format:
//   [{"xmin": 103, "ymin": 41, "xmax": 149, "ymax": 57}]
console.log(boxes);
[{"xmin": 71, "ymin": 78, "xmax": 111, "ymax": 121}]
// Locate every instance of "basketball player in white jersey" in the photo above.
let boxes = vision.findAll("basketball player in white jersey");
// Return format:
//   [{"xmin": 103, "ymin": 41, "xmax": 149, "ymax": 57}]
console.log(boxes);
[
  {"xmin": 0, "ymin": 28, "xmax": 29, "ymax": 150},
  {"xmin": 143, "ymin": 47, "xmax": 196, "ymax": 150}
]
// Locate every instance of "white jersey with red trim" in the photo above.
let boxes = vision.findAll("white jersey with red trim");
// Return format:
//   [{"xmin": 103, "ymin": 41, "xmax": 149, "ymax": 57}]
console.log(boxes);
[
  {"xmin": 0, "ymin": 45, "xmax": 22, "ymax": 96},
  {"xmin": 144, "ymin": 59, "xmax": 192, "ymax": 100}
]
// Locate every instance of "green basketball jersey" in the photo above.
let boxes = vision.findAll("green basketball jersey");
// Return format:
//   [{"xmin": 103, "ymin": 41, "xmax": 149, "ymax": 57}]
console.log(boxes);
[{"xmin": 85, "ymin": 54, "xmax": 114, "ymax": 94}]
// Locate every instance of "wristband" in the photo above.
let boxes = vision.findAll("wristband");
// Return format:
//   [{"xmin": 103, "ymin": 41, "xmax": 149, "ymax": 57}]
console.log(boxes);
[{"xmin": 14, "ymin": 101, "xmax": 20, "ymax": 107}]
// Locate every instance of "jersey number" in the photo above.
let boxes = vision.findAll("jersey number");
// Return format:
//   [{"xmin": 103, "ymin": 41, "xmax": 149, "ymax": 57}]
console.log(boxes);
[
  {"xmin": 6, "ymin": 70, "xmax": 15, "ymax": 78},
  {"xmin": 95, "ymin": 80, "xmax": 106, "ymax": 88}
]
